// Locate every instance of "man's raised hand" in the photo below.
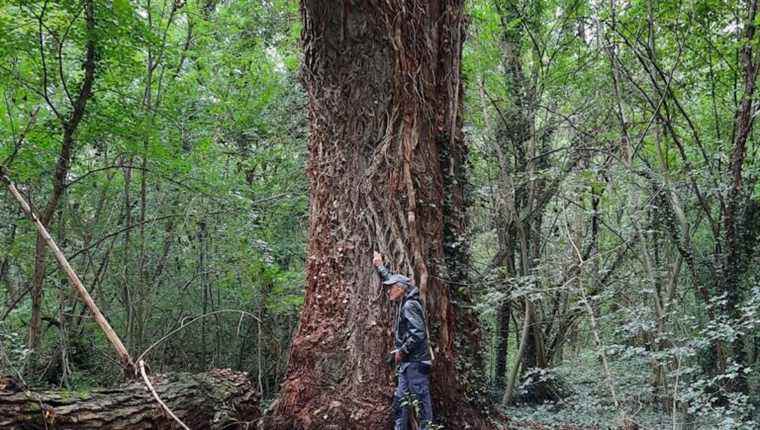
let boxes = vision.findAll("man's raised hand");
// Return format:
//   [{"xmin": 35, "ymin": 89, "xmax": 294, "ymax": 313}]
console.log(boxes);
[{"xmin": 372, "ymin": 251, "xmax": 383, "ymax": 268}]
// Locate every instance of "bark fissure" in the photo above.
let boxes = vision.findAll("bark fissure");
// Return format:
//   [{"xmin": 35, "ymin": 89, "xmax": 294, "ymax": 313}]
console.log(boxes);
[{"xmin": 262, "ymin": 1, "xmax": 490, "ymax": 428}]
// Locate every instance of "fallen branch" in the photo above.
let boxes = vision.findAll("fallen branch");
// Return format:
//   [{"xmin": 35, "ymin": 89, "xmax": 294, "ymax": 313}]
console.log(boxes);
[
  {"xmin": 1, "ymin": 170, "xmax": 261, "ymax": 429},
  {"xmin": 137, "ymin": 309, "xmax": 261, "ymax": 363},
  {"xmin": 139, "ymin": 360, "xmax": 190, "ymax": 430},
  {"xmin": 0, "ymin": 169, "xmax": 134, "ymax": 372}
]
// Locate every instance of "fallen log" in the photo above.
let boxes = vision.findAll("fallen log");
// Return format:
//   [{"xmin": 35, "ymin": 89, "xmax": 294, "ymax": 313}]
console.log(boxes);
[{"xmin": 0, "ymin": 369, "xmax": 260, "ymax": 429}]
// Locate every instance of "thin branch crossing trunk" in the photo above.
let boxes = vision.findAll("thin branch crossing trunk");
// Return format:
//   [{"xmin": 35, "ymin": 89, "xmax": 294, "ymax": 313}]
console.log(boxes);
[{"xmin": 2, "ymin": 172, "xmax": 134, "ymax": 372}]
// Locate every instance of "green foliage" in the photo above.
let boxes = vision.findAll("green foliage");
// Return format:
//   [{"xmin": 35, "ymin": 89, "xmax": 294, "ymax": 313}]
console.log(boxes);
[
  {"xmin": 0, "ymin": 322, "xmax": 31, "ymax": 376},
  {"xmin": 467, "ymin": 0, "xmax": 760, "ymax": 426},
  {"xmin": 2, "ymin": 0, "xmax": 760, "ymax": 427},
  {"xmin": 0, "ymin": 0, "xmax": 306, "ymax": 397}
]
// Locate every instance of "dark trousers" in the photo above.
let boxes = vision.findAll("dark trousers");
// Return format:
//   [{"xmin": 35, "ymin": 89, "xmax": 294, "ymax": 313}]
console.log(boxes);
[{"xmin": 393, "ymin": 362, "xmax": 433, "ymax": 430}]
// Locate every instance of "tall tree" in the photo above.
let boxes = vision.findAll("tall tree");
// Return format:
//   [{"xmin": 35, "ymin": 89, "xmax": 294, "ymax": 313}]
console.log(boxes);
[
  {"xmin": 27, "ymin": 0, "xmax": 97, "ymax": 350},
  {"xmin": 478, "ymin": 0, "xmax": 588, "ymax": 403},
  {"xmin": 719, "ymin": 0, "xmax": 759, "ymax": 395},
  {"xmin": 263, "ymin": 0, "xmax": 491, "ymax": 428}
]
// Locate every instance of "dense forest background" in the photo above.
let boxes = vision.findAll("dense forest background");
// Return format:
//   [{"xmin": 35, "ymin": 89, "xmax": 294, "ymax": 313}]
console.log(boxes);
[{"xmin": 1, "ymin": 0, "xmax": 759, "ymax": 428}]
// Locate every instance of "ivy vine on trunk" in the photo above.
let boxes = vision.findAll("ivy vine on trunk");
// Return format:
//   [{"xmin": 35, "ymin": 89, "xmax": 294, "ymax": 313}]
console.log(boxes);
[{"xmin": 262, "ymin": 0, "xmax": 491, "ymax": 428}]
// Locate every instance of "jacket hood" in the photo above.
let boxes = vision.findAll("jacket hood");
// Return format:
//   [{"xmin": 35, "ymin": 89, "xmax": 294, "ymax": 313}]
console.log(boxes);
[{"xmin": 403, "ymin": 285, "xmax": 420, "ymax": 301}]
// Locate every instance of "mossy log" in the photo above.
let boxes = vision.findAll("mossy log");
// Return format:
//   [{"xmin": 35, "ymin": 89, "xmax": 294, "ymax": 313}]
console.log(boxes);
[{"xmin": 0, "ymin": 369, "xmax": 259, "ymax": 429}]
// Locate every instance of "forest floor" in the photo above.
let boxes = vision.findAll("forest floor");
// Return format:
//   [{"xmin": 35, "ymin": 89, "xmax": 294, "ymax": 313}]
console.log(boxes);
[
  {"xmin": 492, "ymin": 351, "xmax": 704, "ymax": 430},
  {"xmin": 505, "ymin": 421, "xmax": 599, "ymax": 430}
]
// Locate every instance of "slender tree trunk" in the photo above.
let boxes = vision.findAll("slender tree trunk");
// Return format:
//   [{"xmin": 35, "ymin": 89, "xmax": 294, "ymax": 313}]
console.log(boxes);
[
  {"xmin": 503, "ymin": 299, "xmax": 531, "ymax": 405},
  {"xmin": 262, "ymin": 1, "xmax": 490, "ymax": 428},
  {"xmin": 121, "ymin": 161, "xmax": 134, "ymax": 348},
  {"xmin": 199, "ymin": 220, "xmax": 208, "ymax": 369},
  {"xmin": 493, "ymin": 1, "xmax": 559, "ymax": 403},
  {"xmin": 0, "ymin": 224, "xmax": 15, "ymax": 306},
  {"xmin": 494, "ymin": 299, "xmax": 510, "ymax": 387},
  {"xmin": 27, "ymin": 0, "xmax": 97, "ymax": 350},
  {"xmin": 720, "ymin": 0, "xmax": 758, "ymax": 395}
]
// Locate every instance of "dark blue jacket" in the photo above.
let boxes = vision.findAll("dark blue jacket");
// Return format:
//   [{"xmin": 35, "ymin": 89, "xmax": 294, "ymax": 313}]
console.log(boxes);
[{"xmin": 377, "ymin": 265, "xmax": 432, "ymax": 364}]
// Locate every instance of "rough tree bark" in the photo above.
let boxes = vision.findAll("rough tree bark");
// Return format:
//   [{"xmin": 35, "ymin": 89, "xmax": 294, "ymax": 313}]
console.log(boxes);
[
  {"xmin": 261, "ymin": 1, "xmax": 491, "ymax": 429},
  {"xmin": 0, "ymin": 369, "xmax": 259, "ymax": 429}
]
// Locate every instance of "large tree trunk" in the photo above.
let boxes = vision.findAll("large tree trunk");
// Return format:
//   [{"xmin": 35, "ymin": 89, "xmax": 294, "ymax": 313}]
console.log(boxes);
[
  {"xmin": 262, "ymin": 1, "xmax": 491, "ymax": 429},
  {"xmin": 0, "ymin": 369, "xmax": 259, "ymax": 429}
]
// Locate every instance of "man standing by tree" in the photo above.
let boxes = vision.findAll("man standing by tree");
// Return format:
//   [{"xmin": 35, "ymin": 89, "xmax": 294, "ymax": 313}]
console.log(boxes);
[
  {"xmin": 373, "ymin": 251, "xmax": 434, "ymax": 430},
  {"xmin": 265, "ymin": 1, "xmax": 491, "ymax": 427}
]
